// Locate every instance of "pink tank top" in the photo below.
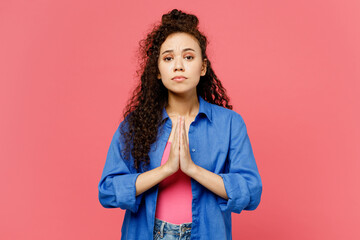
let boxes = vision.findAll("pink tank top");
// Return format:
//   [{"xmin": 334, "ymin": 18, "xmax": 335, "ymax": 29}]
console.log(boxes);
[{"xmin": 155, "ymin": 141, "xmax": 193, "ymax": 224}]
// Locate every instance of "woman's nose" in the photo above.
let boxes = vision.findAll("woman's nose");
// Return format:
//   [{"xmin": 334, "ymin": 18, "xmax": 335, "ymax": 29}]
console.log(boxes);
[{"xmin": 174, "ymin": 57, "xmax": 184, "ymax": 71}]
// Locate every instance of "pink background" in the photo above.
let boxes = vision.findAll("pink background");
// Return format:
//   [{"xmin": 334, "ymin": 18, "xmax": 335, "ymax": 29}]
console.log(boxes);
[{"xmin": 1, "ymin": 0, "xmax": 359, "ymax": 239}]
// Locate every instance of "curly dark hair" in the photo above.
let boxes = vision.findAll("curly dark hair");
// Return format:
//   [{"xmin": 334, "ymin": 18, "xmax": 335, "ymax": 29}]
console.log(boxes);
[{"xmin": 119, "ymin": 8, "xmax": 233, "ymax": 172}]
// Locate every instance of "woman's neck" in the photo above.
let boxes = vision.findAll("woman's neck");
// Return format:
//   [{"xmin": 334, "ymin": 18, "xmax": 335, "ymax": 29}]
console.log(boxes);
[{"xmin": 166, "ymin": 92, "xmax": 199, "ymax": 118}]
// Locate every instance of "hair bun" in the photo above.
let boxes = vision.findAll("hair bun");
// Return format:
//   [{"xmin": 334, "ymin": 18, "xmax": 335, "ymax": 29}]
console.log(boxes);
[{"xmin": 161, "ymin": 9, "xmax": 199, "ymax": 29}]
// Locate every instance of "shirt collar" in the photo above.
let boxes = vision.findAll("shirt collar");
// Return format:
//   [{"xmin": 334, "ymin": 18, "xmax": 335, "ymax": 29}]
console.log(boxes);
[{"xmin": 161, "ymin": 95, "xmax": 212, "ymax": 123}]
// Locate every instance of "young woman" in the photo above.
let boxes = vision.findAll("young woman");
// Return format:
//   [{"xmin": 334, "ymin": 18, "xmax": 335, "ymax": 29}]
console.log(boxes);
[{"xmin": 98, "ymin": 9, "xmax": 262, "ymax": 240}]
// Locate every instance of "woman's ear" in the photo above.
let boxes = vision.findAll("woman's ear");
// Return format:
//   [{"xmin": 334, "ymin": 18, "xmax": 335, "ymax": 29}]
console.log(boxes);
[
  {"xmin": 157, "ymin": 73, "xmax": 161, "ymax": 79},
  {"xmin": 201, "ymin": 58, "xmax": 207, "ymax": 76}
]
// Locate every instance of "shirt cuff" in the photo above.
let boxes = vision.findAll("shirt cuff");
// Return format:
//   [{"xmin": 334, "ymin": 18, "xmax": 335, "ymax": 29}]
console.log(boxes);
[
  {"xmin": 112, "ymin": 172, "xmax": 144, "ymax": 213},
  {"xmin": 217, "ymin": 173, "xmax": 254, "ymax": 213}
]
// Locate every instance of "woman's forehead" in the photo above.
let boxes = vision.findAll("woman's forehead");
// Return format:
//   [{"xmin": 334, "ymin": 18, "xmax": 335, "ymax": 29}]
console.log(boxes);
[{"xmin": 160, "ymin": 33, "xmax": 200, "ymax": 53}]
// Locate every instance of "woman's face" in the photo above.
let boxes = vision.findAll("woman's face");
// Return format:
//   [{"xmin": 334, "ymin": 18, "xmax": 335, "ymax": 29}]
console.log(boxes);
[{"xmin": 157, "ymin": 32, "xmax": 207, "ymax": 96}]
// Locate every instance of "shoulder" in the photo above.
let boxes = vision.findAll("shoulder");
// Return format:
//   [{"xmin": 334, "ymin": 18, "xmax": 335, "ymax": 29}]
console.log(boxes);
[
  {"xmin": 112, "ymin": 112, "xmax": 133, "ymax": 145},
  {"xmin": 117, "ymin": 112, "xmax": 133, "ymax": 133},
  {"xmin": 209, "ymin": 102, "xmax": 245, "ymax": 125}
]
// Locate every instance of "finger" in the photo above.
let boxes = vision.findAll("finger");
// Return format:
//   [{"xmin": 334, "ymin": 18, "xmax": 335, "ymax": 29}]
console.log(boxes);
[
  {"xmin": 174, "ymin": 115, "xmax": 179, "ymax": 147},
  {"xmin": 182, "ymin": 116, "xmax": 186, "ymax": 144},
  {"xmin": 178, "ymin": 116, "xmax": 182, "ymax": 145},
  {"xmin": 180, "ymin": 116, "xmax": 183, "ymax": 147}
]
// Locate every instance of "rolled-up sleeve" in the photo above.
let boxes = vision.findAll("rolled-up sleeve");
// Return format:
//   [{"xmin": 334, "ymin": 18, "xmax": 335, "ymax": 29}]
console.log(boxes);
[
  {"xmin": 98, "ymin": 122, "xmax": 144, "ymax": 213},
  {"xmin": 217, "ymin": 113, "xmax": 262, "ymax": 213}
]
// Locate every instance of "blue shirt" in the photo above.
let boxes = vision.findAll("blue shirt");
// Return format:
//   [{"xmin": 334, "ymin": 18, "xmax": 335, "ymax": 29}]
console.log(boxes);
[{"xmin": 98, "ymin": 95, "xmax": 263, "ymax": 240}]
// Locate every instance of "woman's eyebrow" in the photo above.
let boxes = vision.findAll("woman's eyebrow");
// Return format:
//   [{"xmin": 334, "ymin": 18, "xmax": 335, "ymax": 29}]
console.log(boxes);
[{"xmin": 161, "ymin": 48, "xmax": 195, "ymax": 55}]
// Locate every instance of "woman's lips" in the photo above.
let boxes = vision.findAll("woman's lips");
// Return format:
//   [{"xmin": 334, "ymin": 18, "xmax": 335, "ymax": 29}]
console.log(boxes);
[{"xmin": 172, "ymin": 77, "xmax": 187, "ymax": 82}]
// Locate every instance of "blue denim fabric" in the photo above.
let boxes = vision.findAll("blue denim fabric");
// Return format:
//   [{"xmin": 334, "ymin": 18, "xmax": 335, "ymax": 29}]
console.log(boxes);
[
  {"xmin": 98, "ymin": 95, "xmax": 263, "ymax": 240},
  {"xmin": 153, "ymin": 218, "xmax": 192, "ymax": 240}
]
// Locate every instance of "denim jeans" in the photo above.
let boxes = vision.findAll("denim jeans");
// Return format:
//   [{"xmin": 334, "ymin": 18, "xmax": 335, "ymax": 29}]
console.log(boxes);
[{"xmin": 153, "ymin": 218, "xmax": 192, "ymax": 240}]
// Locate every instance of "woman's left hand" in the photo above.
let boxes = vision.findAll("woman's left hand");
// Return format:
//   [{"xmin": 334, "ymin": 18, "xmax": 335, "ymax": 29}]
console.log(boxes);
[{"xmin": 179, "ymin": 116, "xmax": 197, "ymax": 176}]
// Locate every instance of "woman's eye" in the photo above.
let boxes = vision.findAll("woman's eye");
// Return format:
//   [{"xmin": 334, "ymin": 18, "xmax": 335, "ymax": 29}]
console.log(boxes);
[{"xmin": 163, "ymin": 55, "xmax": 193, "ymax": 61}]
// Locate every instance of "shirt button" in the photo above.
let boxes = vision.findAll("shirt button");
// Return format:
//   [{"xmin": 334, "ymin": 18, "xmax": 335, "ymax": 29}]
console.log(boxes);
[{"xmin": 191, "ymin": 148, "xmax": 196, "ymax": 152}]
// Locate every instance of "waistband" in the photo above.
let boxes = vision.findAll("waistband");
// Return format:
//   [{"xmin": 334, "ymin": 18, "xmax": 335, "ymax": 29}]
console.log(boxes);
[{"xmin": 154, "ymin": 218, "xmax": 192, "ymax": 238}]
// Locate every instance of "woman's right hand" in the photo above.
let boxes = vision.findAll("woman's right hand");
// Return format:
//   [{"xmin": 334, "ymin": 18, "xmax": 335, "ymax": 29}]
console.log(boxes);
[{"xmin": 163, "ymin": 115, "xmax": 181, "ymax": 175}]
